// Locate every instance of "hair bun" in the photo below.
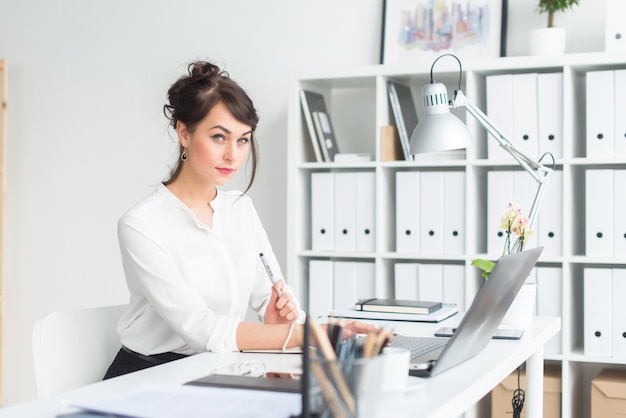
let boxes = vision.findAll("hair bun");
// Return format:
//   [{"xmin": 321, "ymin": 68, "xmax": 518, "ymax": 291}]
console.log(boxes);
[{"xmin": 189, "ymin": 61, "xmax": 226, "ymax": 79}]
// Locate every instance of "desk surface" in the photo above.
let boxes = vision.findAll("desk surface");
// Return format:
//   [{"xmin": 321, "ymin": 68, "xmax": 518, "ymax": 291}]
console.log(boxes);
[{"xmin": 0, "ymin": 316, "xmax": 560, "ymax": 418}]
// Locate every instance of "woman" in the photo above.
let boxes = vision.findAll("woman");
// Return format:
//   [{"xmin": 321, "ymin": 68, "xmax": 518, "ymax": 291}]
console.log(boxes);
[{"xmin": 104, "ymin": 61, "xmax": 302, "ymax": 379}]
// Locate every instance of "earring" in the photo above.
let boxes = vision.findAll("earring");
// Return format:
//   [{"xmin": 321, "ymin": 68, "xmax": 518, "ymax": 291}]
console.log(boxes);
[{"xmin": 181, "ymin": 151, "xmax": 187, "ymax": 161}]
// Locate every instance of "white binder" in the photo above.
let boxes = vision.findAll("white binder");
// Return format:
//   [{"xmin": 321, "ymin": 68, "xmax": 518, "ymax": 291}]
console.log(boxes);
[
  {"xmin": 333, "ymin": 261, "xmax": 357, "ymax": 310},
  {"xmin": 486, "ymin": 74, "xmax": 513, "ymax": 160},
  {"xmin": 355, "ymin": 172, "xmax": 376, "ymax": 252},
  {"xmin": 537, "ymin": 72, "xmax": 564, "ymax": 159},
  {"xmin": 308, "ymin": 260, "xmax": 333, "ymax": 318},
  {"xmin": 585, "ymin": 169, "xmax": 614, "ymax": 257},
  {"xmin": 418, "ymin": 264, "xmax": 443, "ymax": 302},
  {"xmin": 334, "ymin": 172, "xmax": 357, "ymax": 252},
  {"xmin": 394, "ymin": 262, "xmax": 419, "ymax": 300},
  {"xmin": 443, "ymin": 171, "xmax": 465, "ymax": 255},
  {"xmin": 442, "ymin": 264, "xmax": 465, "ymax": 311},
  {"xmin": 615, "ymin": 170, "xmax": 626, "ymax": 257},
  {"xmin": 355, "ymin": 262, "xmax": 376, "ymax": 301},
  {"xmin": 487, "ymin": 170, "xmax": 514, "ymax": 256},
  {"xmin": 615, "ymin": 70, "xmax": 626, "ymax": 158},
  {"xmin": 536, "ymin": 267, "xmax": 562, "ymax": 354},
  {"xmin": 537, "ymin": 170, "xmax": 563, "ymax": 257},
  {"xmin": 605, "ymin": 0, "xmax": 626, "ymax": 52},
  {"xmin": 513, "ymin": 170, "xmax": 538, "ymax": 250},
  {"xmin": 586, "ymin": 70, "xmax": 615, "ymax": 158},
  {"xmin": 420, "ymin": 171, "xmax": 444, "ymax": 254},
  {"xmin": 311, "ymin": 172, "xmax": 334, "ymax": 251},
  {"xmin": 613, "ymin": 268, "xmax": 626, "ymax": 357},
  {"xmin": 396, "ymin": 171, "xmax": 420, "ymax": 253},
  {"xmin": 512, "ymin": 73, "xmax": 539, "ymax": 159},
  {"xmin": 584, "ymin": 268, "xmax": 613, "ymax": 357}
]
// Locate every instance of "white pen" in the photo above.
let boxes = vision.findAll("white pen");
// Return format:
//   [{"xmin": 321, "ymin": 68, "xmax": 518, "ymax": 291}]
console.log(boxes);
[{"xmin": 259, "ymin": 252, "xmax": 282, "ymax": 297}]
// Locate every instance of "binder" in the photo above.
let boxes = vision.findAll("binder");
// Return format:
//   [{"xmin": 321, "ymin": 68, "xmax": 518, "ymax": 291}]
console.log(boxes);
[
  {"xmin": 355, "ymin": 172, "xmax": 376, "ymax": 252},
  {"xmin": 537, "ymin": 170, "xmax": 563, "ymax": 257},
  {"xmin": 442, "ymin": 264, "xmax": 465, "ymax": 312},
  {"xmin": 311, "ymin": 172, "xmax": 334, "ymax": 251},
  {"xmin": 396, "ymin": 171, "xmax": 421, "ymax": 253},
  {"xmin": 308, "ymin": 260, "xmax": 333, "ymax": 318},
  {"xmin": 486, "ymin": 74, "xmax": 514, "ymax": 160},
  {"xmin": 394, "ymin": 263, "xmax": 419, "ymax": 300},
  {"xmin": 605, "ymin": 0, "xmax": 626, "ymax": 52},
  {"xmin": 513, "ymin": 170, "xmax": 538, "ymax": 250},
  {"xmin": 487, "ymin": 170, "xmax": 514, "ymax": 256},
  {"xmin": 615, "ymin": 170, "xmax": 626, "ymax": 257},
  {"xmin": 333, "ymin": 261, "xmax": 357, "ymax": 310},
  {"xmin": 333, "ymin": 172, "xmax": 357, "ymax": 252},
  {"xmin": 537, "ymin": 72, "xmax": 564, "ymax": 159},
  {"xmin": 586, "ymin": 70, "xmax": 614, "ymax": 158},
  {"xmin": 615, "ymin": 70, "xmax": 626, "ymax": 158},
  {"xmin": 443, "ymin": 171, "xmax": 466, "ymax": 255},
  {"xmin": 584, "ymin": 268, "xmax": 613, "ymax": 357},
  {"xmin": 312, "ymin": 110, "xmax": 340, "ymax": 162},
  {"xmin": 355, "ymin": 262, "xmax": 376, "ymax": 301},
  {"xmin": 299, "ymin": 90, "xmax": 325, "ymax": 162},
  {"xmin": 387, "ymin": 80, "xmax": 419, "ymax": 160},
  {"xmin": 420, "ymin": 171, "xmax": 444, "ymax": 254},
  {"xmin": 612, "ymin": 268, "xmax": 626, "ymax": 357},
  {"xmin": 536, "ymin": 267, "xmax": 562, "ymax": 354},
  {"xmin": 585, "ymin": 169, "xmax": 614, "ymax": 257},
  {"xmin": 417, "ymin": 264, "xmax": 443, "ymax": 302},
  {"xmin": 511, "ymin": 73, "xmax": 539, "ymax": 159}
]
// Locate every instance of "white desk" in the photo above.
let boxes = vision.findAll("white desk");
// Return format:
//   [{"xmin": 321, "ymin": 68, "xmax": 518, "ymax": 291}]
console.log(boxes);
[{"xmin": 0, "ymin": 316, "xmax": 560, "ymax": 418}]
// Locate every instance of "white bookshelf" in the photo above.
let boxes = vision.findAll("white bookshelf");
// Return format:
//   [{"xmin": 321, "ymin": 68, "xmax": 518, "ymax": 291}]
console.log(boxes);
[
  {"xmin": 0, "ymin": 59, "xmax": 6, "ymax": 407},
  {"xmin": 286, "ymin": 52, "xmax": 626, "ymax": 418}
]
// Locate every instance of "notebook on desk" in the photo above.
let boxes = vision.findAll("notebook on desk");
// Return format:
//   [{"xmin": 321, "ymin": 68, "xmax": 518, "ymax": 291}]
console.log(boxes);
[{"xmin": 391, "ymin": 247, "xmax": 543, "ymax": 378}]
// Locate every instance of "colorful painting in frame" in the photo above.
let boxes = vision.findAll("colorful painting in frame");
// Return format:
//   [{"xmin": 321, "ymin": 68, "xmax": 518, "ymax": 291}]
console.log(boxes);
[{"xmin": 382, "ymin": 0, "xmax": 505, "ymax": 65}]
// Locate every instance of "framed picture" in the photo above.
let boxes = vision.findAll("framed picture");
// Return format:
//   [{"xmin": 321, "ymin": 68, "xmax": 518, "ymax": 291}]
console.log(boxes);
[{"xmin": 381, "ymin": 0, "xmax": 507, "ymax": 65}]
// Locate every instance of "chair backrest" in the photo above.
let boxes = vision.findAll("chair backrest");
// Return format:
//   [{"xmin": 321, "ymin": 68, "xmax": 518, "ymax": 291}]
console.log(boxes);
[{"xmin": 32, "ymin": 304, "xmax": 126, "ymax": 398}]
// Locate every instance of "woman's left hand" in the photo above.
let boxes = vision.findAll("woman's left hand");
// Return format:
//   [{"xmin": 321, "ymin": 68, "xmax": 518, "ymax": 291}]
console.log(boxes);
[{"xmin": 264, "ymin": 280, "xmax": 299, "ymax": 324}]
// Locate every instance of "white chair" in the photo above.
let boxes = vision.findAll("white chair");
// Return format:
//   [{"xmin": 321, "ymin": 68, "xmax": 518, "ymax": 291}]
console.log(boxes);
[{"xmin": 32, "ymin": 304, "xmax": 126, "ymax": 398}]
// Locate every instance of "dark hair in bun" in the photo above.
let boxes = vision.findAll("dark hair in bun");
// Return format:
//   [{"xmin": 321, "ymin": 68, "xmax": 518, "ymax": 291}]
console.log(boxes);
[{"xmin": 163, "ymin": 61, "xmax": 259, "ymax": 193}]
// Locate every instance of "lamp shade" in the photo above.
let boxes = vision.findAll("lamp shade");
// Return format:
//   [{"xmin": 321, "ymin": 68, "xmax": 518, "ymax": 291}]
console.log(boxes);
[{"xmin": 409, "ymin": 82, "xmax": 472, "ymax": 154}]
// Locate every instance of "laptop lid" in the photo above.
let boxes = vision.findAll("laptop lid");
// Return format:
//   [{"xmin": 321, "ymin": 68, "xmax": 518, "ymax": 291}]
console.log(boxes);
[{"xmin": 427, "ymin": 247, "xmax": 543, "ymax": 376}]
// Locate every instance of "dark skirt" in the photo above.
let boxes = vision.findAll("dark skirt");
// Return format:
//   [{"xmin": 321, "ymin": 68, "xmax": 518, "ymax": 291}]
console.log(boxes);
[{"xmin": 103, "ymin": 346, "xmax": 189, "ymax": 380}]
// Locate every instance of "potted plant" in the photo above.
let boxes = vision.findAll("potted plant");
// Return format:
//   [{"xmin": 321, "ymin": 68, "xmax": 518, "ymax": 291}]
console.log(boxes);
[{"xmin": 529, "ymin": 0, "xmax": 581, "ymax": 55}]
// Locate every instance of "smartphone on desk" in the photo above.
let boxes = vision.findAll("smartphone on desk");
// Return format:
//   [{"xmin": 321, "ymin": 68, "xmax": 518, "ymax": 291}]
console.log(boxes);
[{"xmin": 435, "ymin": 327, "xmax": 523, "ymax": 340}]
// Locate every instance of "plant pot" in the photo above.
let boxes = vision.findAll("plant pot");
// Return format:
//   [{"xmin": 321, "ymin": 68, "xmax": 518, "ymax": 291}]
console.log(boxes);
[
  {"xmin": 500, "ymin": 282, "xmax": 537, "ymax": 330},
  {"xmin": 528, "ymin": 27, "xmax": 567, "ymax": 56}
]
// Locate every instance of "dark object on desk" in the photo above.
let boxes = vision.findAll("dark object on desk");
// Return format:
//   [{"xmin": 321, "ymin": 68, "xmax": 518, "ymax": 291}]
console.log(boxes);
[
  {"xmin": 355, "ymin": 298, "xmax": 442, "ymax": 315},
  {"xmin": 435, "ymin": 327, "xmax": 524, "ymax": 340},
  {"xmin": 186, "ymin": 373, "xmax": 301, "ymax": 393}
]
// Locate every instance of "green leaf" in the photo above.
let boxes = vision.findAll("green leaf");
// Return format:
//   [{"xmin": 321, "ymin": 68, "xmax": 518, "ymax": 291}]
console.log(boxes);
[{"xmin": 471, "ymin": 259, "xmax": 496, "ymax": 274}]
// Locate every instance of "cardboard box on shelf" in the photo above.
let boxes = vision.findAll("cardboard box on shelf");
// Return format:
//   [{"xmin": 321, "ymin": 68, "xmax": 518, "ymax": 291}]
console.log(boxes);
[
  {"xmin": 591, "ymin": 368, "xmax": 626, "ymax": 418},
  {"xmin": 491, "ymin": 365, "xmax": 561, "ymax": 418}
]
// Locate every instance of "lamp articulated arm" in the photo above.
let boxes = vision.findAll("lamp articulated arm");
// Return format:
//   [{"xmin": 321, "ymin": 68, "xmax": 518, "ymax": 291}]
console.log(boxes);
[{"xmin": 451, "ymin": 89, "xmax": 555, "ymax": 240}]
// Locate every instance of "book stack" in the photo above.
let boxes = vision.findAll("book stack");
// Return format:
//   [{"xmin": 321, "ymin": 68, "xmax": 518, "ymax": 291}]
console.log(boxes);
[{"xmin": 300, "ymin": 90, "xmax": 340, "ymax": 162}]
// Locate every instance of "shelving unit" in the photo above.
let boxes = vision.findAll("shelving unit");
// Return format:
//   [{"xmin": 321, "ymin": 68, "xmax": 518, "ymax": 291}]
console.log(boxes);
[
  {"xmin": 286, "ymin": 52, "xmax": 626, "ymax": 418},
  {"xmin": 0, "ymin": 59, "xmax": 6, "ymax": 407}
]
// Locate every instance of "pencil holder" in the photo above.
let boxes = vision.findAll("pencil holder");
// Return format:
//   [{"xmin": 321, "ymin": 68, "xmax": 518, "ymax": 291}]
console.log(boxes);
[{"xmin": 308, "ymin": 355, "xmax": 384, "ymax": 418}]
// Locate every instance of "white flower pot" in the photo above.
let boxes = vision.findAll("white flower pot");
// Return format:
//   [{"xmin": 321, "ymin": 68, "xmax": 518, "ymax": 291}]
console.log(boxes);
[
  {"xmin": 501, "ymin": 282, "xmax": 537, "ymax": 330},
  {"xmin": 528, "ymin": 27, "xmax": 567, "ymax": 56}
]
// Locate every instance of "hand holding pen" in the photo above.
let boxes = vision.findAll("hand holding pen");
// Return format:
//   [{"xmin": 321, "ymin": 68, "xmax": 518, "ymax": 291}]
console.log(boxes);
[{"xmin": 259, "ymin": 252, "xmax": 282, "ymax": 297}]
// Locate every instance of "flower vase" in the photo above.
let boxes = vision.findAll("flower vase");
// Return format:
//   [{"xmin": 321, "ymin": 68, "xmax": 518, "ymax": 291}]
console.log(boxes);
[{"xmin": 500, "ymin": 282, "xmax": 537, "ymax": 331}]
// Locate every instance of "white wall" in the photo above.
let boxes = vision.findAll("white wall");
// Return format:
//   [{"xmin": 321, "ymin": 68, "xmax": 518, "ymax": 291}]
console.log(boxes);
[{"xmin": 0, "ymin": 0, "xmax": 606, "ymax": 406}]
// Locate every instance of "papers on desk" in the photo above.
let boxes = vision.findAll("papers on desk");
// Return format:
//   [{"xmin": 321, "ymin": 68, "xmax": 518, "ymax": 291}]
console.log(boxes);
[
  {"xmin": 70, "ymin": 382, "xmax": 301, "ymax": 418},
  {"xmin": 329, "ymin": 303, "xmax": 458, "ymax": 323}
]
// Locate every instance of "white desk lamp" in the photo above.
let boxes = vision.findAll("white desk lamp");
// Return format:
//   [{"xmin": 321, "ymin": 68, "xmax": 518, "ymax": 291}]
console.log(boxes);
[{"xmin": 409, "ymin": 54, "xmax": 555, "ymax": 252}]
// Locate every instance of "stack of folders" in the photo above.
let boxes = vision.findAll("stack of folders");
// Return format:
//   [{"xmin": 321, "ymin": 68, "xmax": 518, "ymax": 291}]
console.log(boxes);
[
  {"xmin": 330, "ymin": 298, "xmax": 458, "ymax": 323},
  {"xmin": 307, "ymin": 318, "xmax": 393, "ymax": 418}
]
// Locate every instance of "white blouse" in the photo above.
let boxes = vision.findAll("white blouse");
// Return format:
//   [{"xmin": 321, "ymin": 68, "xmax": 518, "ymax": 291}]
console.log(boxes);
[{"xmin": 116, "ymin": 183, "xmax": 303, "ymax": 355}]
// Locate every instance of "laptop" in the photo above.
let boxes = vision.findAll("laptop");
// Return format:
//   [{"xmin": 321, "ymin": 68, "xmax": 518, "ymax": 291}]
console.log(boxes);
[{"xmin": 391, "ymin": 247, "xmax": 543, "ymax": 377}]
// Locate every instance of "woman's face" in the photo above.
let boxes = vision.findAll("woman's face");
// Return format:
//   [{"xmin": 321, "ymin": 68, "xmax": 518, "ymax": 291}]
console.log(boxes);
[{"xmin": 177, "ymin": 101, "xmax": 252, "ymax": 187}]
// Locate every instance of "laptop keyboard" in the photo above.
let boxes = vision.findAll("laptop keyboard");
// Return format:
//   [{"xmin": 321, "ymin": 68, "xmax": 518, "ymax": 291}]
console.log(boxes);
[{"xmin": 391, "ymin": 335, "xmax": 448, "ymax": 361}]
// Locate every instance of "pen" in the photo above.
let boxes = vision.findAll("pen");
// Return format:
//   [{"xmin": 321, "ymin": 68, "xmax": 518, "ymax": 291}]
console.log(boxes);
[{"xmin": 259, "ymin": 252, "xmax": 282, "ymax": 297}]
